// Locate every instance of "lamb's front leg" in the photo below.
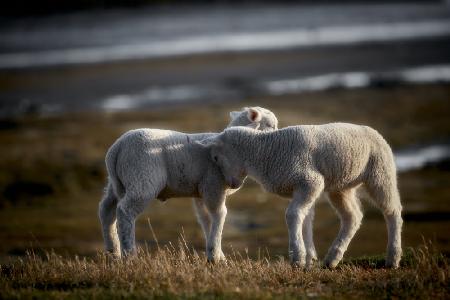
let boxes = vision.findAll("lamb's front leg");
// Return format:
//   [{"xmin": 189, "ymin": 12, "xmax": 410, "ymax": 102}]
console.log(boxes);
[
  {"xmin": 193, "ymin": 197, "xmax": 227, "ymax": 260},
  {"xmin": 286, "ymin": 178, "xmax": 324, "ymax": 268},
  {"xmin": 192, "ymin": 198, "xmax": 211, "ymax": 241},
  {"xmin": 204, "ymin": 196, "xmax": 227, "ymax": 263},
  {"xmin": 303, "ymin": 205, "xmax": 318, "ymax": 268}
]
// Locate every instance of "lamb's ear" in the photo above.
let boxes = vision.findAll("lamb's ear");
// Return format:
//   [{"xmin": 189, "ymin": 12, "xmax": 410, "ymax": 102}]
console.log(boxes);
[
  {"xmin": 229, "ymin": 111, "xmax": 241, "ymax": 120},
  {"xmin": 246, "ymin": 107, "xmax": 262, "ymax": 123}
]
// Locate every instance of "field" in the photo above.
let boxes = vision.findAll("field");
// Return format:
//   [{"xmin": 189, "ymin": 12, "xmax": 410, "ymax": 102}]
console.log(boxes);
[
  {"xmin": 1, "ymin": 241, "xmax": 448, "ymax": 299},
  {"xmin": 0, "ymin": 84, "xmax": 449, "ymax": 298}
]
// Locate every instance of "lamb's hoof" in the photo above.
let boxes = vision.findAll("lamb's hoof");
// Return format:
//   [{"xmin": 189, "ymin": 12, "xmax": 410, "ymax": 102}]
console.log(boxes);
[
  {"xmin": 322, "ymin": 260, "xmax": 339, "ymax": 269},
  {"xmin": 108, "ymin": 252, "xmax": 121, "ymax": 259},
  {"xmin": 385, "ymin": 261, "xmax": 400, "ymax": 269},
  {"xmin": 305, "ymin": 254, "xmax": 318, "ymax": 269},
  {"xmin": 207, "ymin": 255, "xmax": 227, "ymax": 265},
  {"xmin": 103, "ymin": 251, "xmax": 121, "ymax": 263},
  {"xmin": 322, "ymin": 264, "xmax": 334, "ymax": 270},
  {"xmin": 291, "ymin": 261, "xmax": 306, "ymax": 270},
  {"xmin": 323, "ymin": 252, "xmax": 343, "ymax": 269},
  {"xmin": 384, "ymin": 253, "xmax": 401, "ymax": 269},
  {"xmin": 119, "ymin": 248, "xmax": 138, "ymax": 262},
  {"xmin": 305, "ymin": 259, "xmax": 318, "ymax": 270}
]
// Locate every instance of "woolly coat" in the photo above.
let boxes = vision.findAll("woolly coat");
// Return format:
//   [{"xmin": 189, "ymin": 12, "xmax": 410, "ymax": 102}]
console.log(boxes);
[
  {"xmin": 105, "ymin": 108, "xmax": 278, "ymax": 201},
  {"xmin": 212, "ymin": 123, "xmax": 397, "ymax": 199}
]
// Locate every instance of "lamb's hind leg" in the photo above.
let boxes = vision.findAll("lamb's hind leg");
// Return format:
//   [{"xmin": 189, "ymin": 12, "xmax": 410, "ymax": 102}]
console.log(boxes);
[
  {"xmin": 366, "ymin": 182, "xmax": 403, "ymax": 268},
  {"xmin": 98, "ymin": 183, "xmax": 120, "ymax": 256},
  {"xmin": 286, "ymin": 177, "xmax": 324, "ymax": 268},
  {"xmin": 324, "ymin": 188, "xmax": 363, "ymax": 268},
  {"xmin": 303, "ymin": 205, "xmax": 318, "ymax": 268},
  {"xmin": 116, "ymin": 189, "xmax": 155, "ymax": 257}
]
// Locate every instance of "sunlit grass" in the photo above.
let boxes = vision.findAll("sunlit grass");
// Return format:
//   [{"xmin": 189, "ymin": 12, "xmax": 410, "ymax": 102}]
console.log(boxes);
[{"xmin": 1, "ymin": 240, "xmax": 448, "ymax": 299}]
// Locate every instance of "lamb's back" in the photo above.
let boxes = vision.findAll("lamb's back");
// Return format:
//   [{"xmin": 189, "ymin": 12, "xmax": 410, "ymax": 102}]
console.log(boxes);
[
  {"xmin": 275, "ymin": 123, "xmax": 383, "ymax": 190},
  {"xmin": 111, "ymin": 129, "xmax": 207, "ymax": 190}
]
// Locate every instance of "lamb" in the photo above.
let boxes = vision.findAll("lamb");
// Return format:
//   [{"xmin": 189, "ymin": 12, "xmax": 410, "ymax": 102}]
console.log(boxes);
[
  {"xmin": 98, "ymin": 107, "xmax": 278, "ymax": 261},
  {"xmin": 199, "ymin": 123, "xmax": 403, "ymax": 268}
]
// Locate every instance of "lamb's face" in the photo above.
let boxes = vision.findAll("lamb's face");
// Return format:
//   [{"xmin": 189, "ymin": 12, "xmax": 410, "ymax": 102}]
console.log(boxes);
[
  {"xmin": 203, "ymin": 136, "xmax": 246, "ymax": 189},
  {"xmin": 228, "ymin": 107, "xmax": 278, "ymax": 131}
]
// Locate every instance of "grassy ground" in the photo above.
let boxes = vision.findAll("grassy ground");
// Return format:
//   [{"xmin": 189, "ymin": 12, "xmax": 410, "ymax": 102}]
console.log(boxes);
[
  {"xmin": 0, "ymin": 241, "xmax": 448, "ymax": 299},
  {"xmin": 0, "ymin": 84, "xmax": 449, "ymax": 298}
]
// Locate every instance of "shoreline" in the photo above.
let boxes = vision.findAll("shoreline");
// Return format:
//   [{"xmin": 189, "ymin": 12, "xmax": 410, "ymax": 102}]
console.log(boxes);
[{"xmin": 2, "ymin": 37, "xmax": 450, "ymax": 117}]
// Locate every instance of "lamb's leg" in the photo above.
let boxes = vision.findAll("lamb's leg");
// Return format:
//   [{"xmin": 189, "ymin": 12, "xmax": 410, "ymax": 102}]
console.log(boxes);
[
  {"xmin": 303, "ymin": 205, "xmax": 318, "ymax": 268},
  {"xmin": 286, "ymin": 177, "xmax": 324, "ymax": 268},
  {"xmin": 366, "ymin": 182, "xmax": 403, "ymax": 268},
  {"xmin": 324, "ymin": 188, "xmax": 363, "ymax": 268},
  {"xmin": 116, "ymin": 191, "xmax": 154, "ymax": 257},
  {"xmin": 98, "ymin": 183, "xmax": 120, "ymax": 256},
  {"xmin": 192, "ymin": 198, "xmax": 211, "ymax": 241},
  {"xmin": 193, "ymin": 197, "xmax": 226, "ymax": 260},
  {"xmin": 384, "ymin": 209, "xmax": 403, "ymax": 268},
  {"xmin": 204, "ymin": 195, "xmax": 227, "ymax": 263}
]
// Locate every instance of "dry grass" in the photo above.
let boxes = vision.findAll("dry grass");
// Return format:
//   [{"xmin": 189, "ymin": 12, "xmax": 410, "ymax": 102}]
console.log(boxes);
[{"xmin": 1, "ymin": 240, "xmax": 448, "ymax": 299}]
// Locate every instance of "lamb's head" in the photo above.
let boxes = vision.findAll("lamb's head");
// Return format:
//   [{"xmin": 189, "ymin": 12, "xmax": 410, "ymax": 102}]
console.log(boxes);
[
  {"xmin": 227, "ymin": 107, "xmax": 278, "ymax": 131},
  {"xmin": 198, "ymin": 128, "xmax": 250, "ymax": 189}
]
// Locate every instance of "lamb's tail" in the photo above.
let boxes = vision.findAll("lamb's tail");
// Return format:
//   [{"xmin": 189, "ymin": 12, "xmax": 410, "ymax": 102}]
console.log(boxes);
[{"xmin": 105, "ymin": 142, "xmax": 125, "ymax": 199}]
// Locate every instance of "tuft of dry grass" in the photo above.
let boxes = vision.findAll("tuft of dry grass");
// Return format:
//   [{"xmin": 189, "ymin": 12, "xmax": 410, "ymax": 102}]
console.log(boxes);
[{"xmin": 1, "ymin": 240, "xmax": 448, "ymax": 299}]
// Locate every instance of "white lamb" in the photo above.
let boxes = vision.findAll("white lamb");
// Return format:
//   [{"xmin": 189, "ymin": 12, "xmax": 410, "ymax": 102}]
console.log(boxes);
[
  {"xmin": 98, "ymin": 107, "xmax": 278, "ymax": 261},
  {"xmin": 199, "ymin": 123, "xmax": 403, "ymax": 268}
]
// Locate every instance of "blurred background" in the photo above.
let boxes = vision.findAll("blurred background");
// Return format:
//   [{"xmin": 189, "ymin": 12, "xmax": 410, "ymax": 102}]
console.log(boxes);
[{"xmin": 0, "ymin": 0, "xmax": 449, "ymax": 263}]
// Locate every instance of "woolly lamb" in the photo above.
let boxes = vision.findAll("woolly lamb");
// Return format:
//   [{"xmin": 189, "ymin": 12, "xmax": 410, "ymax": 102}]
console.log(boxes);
[
  {"xmin": 199, "ymin": 123, "xmax": 403, "ymax": 268},
  {"xmin": 99, "ymin": 107, "xmax": 278, "ymax": 261}
]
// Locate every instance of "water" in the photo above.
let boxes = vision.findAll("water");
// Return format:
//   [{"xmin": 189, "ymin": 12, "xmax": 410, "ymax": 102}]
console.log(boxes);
[
  {"xmin": 100, "ymin": 64, "xmax": 450, "ymax": 111},
  {"xmin": 1, "ymin": 19, "xmax": 450, "ymax": 69},
  {"xmin": 263, "ymin": 64, "xmax": 450, "ymax": 95},
  {"xmin": 395, "ymin": 144, "xmax": 450, "ymax": 173},
  {"xmin": 1, "ymin": 3, "xmax": 450, "ymax": 119},
  {"xmin": 1, "ymin": 3, "xmax": 450, "ymax": 69}
]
